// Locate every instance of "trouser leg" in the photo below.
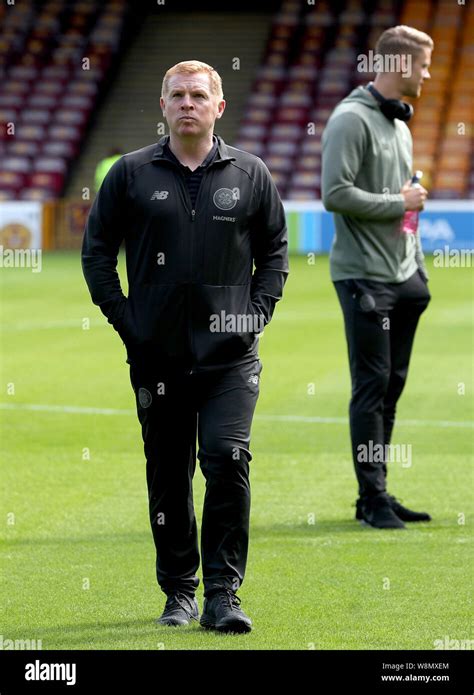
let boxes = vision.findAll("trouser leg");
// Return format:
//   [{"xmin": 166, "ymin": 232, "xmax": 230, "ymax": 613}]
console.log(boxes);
[
  {"xmin": 335, "ymin": 271, "xmax": 431, "ymax": 498},
  {"xmin": 383, "ymin": 269, "xmax": 431, "ymax": 450},
  {"xmin": 129, "ymin": 363, "xmax": 200, "ymax": 597},
  {"xmin": 334, "ymin": 279, "xmax": 394, "ymax": 499},
  {"xmin": 196, "ymin": 358, "xmax": 262, "ymax": 597}
]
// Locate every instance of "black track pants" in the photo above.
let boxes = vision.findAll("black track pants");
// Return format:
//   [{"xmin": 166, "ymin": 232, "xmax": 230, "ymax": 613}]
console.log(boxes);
[
  {"xmin": 129, "ymin": 358, "xmax": 262, "ymax": 598},
  {"xmin": 334, "ymin": 269, "xmax": 431, "ymax": 499}
]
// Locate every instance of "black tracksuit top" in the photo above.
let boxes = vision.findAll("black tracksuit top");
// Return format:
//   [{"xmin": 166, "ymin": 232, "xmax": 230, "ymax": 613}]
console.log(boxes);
[{"xmin": 81, "ymin": 134, "xmax": 289, "ymax": 371}]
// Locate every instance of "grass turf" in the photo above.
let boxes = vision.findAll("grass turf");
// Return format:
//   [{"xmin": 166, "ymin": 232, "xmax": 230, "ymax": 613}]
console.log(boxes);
[{"xmin": 0, "ymin": 252, "xmax": 472, "ymax": 650}]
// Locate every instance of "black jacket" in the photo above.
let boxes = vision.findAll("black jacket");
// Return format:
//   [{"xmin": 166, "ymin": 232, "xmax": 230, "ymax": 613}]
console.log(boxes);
[{"xmin": 81, "ymin": 134, "xmax": 289, "ymax": 371}]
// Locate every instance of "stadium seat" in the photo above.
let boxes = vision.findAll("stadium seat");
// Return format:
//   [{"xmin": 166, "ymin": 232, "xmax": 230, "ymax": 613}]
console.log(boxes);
[
  {"xmin": 0, "ymin": 0, "xmax": 129, "ymax": 199},
  {"xmin": 237, "ymin": 0, "xmax": 472, "ymax": 199}
]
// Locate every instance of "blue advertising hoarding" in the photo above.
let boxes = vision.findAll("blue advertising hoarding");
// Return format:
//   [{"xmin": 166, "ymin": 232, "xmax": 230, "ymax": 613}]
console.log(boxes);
[{"xmin": 284, "ymin": 201, "xmax": 473, "ymax": 254}]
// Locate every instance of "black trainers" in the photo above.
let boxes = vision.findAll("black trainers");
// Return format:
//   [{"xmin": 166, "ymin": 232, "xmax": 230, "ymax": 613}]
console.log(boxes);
[
  {"xmin": 157, "ymin": 592, "xmax": 199, "ymax": 626},
  {"xmin": 388, "ymin": 495, "xmax": 431, "ymax": 522},
  {"xmin": 355, "ymin": 495, "xmax": 431, "ymax": 523},
  {"xmin": 200, "ymin": 589, "xmax": 252, "ymax": 633},
  {"xmin": 358, "ymin": 493, "xmax": 406, "ymax": 529}
]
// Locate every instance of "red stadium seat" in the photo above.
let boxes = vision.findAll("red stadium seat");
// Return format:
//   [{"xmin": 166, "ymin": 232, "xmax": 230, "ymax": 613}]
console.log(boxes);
[
  {"xmin": 20, "ymin": 109, "xmax": 52, "ymax": 125},
  {"xmin": 0, "ymin": 170, "xmax": 25, "ymax": 194},
  {"xmin": 2, "ymin": 156, "xmax": 32, "ymax": 174},
  {"xmin": 33, "ymin": 81, "xmax": 65, "ymax": 96},
  {"xmin": 52, "ymin": 109, "xmax": 88, "ymax": 128},
  {"xmin": 33, "ymin": 157, "xmax": 67, "ymax": 174},
  {"xmin": 41, "ymin": 141, "xmax": 77, "ymax": 159},
  {"xmin": 0, "ymin": 94, "xmax": 25, "ymax": 108},
  {"xmin": 15, "ymin": 124, "xmax": 46, "ymax": 144},
  {"xmin": 47, "ymin": 124, "xmax": 82, "ymax": 144},
  {"xmin": 27, "ymin": 94, "xmax": 59, "ymax": 109},
  {"xmin": 6, "ymin": 141, "xmax": 41, "ymax": 157},
  {"xmin": 19, "ymin": 187, "xmax": 57, "ymax": 201},
  {"xmin": 29, "ymin": 172, "xmax": 64, "ymax": 194}
]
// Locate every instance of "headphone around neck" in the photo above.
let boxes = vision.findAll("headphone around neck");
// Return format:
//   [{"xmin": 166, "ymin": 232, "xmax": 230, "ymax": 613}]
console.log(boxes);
[{"xmin": 366, "ymin": 82, "xmax": 414, "ymax": 122}]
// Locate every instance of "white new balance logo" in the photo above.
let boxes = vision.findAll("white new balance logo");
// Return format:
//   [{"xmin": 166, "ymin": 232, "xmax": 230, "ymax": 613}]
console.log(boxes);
[{"xmin": 150, "ymin": 190, "xmax": 169, "ymax": 200}]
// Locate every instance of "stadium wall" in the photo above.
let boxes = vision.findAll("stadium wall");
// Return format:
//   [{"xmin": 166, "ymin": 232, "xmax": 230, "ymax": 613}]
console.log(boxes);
[{"xmin": 0, "ymin": 200, "xmax": 472, "ymax": 254}]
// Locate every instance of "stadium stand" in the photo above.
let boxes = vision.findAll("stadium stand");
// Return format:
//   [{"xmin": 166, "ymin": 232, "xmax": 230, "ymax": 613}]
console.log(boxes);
[
  {"xmin": 0, "ymin": 0, "xmax": 136, "ymax": 201},
  {"xmin": 0, "ymin": 0, "xmax": 472, "ymax": 205},
  {"xmin": 235, "ymin": 0, "xmax": 473, "ymax": 199}
]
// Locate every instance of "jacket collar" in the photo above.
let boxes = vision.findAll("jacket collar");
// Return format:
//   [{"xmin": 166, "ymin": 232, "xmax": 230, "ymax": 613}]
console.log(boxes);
[{"xmin": 151, "ymin": 133, "xmax": 235, "ymax": 164}]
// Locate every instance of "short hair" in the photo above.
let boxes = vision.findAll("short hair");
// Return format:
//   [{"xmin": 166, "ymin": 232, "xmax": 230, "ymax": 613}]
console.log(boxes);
[
  {"xmin": 161, "ymin": 60, "xmax": 224, "ymax": 101},
  {"xmin": 375, "ymin": 25, "xmax": 434, "ymax": 59}
]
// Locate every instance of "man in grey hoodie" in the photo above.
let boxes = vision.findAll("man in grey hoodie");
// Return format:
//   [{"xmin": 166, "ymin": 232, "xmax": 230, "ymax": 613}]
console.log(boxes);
[{"xmin": 322, "ymin": 26, "xmax": 434, "ymax": 529}]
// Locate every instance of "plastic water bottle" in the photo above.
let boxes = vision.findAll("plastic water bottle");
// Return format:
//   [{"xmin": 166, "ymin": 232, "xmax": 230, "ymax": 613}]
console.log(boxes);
[{"xmin": 401, "ymin": 170, "xmax": 423, "ymax": 234}]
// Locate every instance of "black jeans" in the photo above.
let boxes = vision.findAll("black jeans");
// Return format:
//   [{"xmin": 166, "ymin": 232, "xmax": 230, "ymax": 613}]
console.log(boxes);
[
  {"xmin": 334, "ymin": 269, "xmax": 431, "ymax": 500},
  {"xmin": 129, "ymin": 357, "xmax": 262, "ymax": 598}
]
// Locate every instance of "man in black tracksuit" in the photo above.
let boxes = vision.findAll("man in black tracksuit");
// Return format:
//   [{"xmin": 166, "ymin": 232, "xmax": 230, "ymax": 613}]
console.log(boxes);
[{"xmin": 81, "ymin": 61, "xmax": 288, "ymax": 633}]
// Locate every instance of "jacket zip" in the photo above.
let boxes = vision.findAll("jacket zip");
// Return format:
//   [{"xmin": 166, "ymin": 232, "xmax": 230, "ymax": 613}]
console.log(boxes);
[
  {"xmin": 154, "ymin": 156, "xmax": 225, "ymax": 374},
  {"xmin": 187, "ymin": 169, "xmax": 214, "ymax": 373},
  {"xmin": 189, "ymin": 205, "xmax": 195, "ymax": 374},
  {"xmin": 176, "ymin": 166, "xmax": 211, "ymax": 375},
  {"xmin": 172, "ymin": 169, "xmax": 196, "ymax": 373}
]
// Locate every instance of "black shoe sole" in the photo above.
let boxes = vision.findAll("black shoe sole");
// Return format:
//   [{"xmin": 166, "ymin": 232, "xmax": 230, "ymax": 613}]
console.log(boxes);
[{"xmin": 200, "ymin": 615, "xmax": 252, "ymax": 634}]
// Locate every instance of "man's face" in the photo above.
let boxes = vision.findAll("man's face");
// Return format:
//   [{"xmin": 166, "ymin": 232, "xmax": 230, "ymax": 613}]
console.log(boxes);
[
  {"xmin": 160, "ymin": 72, "xmax": 225, "ymax": 139},
  {"xmin": 401, "ymin": 47, "xmax": 432, "ymax": 98}
]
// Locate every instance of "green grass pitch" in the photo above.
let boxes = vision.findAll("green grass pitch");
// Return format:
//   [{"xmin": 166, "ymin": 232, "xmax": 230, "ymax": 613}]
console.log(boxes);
[{"xmin": 1, "ymin": 251, "xmax": 472, "ymax": 650}]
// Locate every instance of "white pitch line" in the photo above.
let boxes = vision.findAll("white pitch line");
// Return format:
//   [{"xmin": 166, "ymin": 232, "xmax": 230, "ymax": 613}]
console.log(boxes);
[
  {"xmin": 257, "ymin": 414, "xmax": 474, "ymax": 429},
  {"xmin": 0, "ymin": 403, "xmax": 134, "ymax": 416},
  {"xmin": 1, "ymin": 320, "xmax": 107, "ymax": 331},
  {"xmin": 0, "ymin": 402, "xmax": 472, "ymax": 428}
]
